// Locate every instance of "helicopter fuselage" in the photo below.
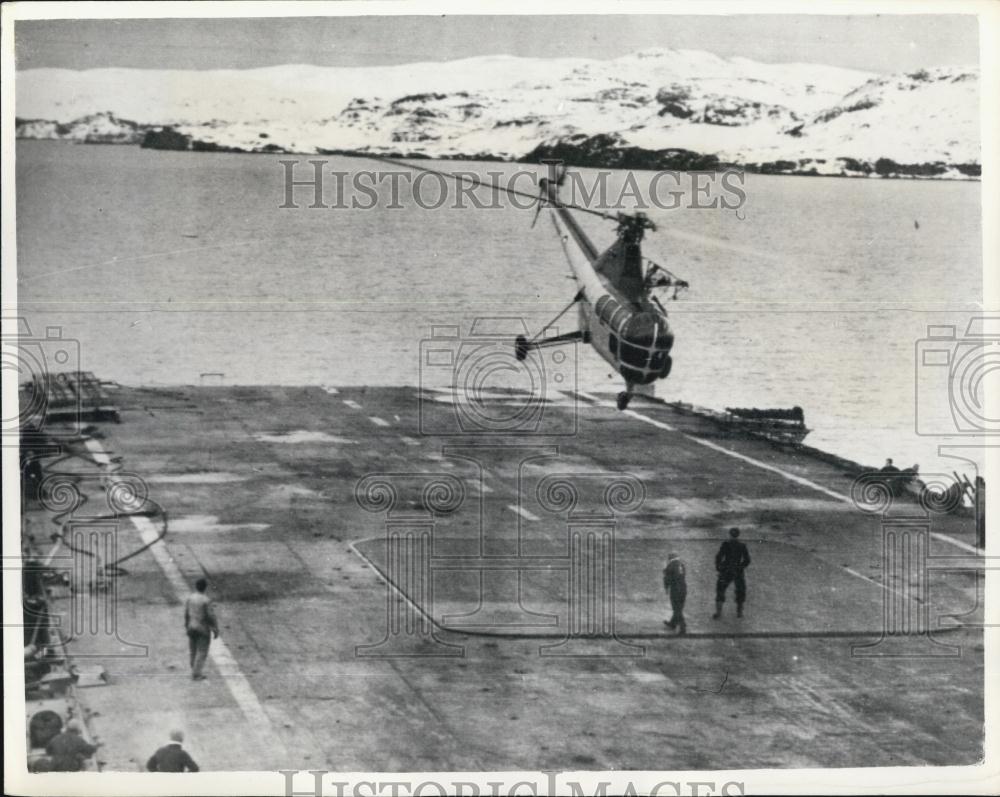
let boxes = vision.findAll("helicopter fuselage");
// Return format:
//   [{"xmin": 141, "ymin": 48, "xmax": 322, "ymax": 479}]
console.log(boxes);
[{"xmin": 547, "ymin": 202, "xmax": 675, "ymax": 391}]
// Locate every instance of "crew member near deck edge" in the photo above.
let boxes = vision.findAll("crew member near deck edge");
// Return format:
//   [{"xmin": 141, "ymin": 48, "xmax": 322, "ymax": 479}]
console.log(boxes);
[
  {"xmin": 185, "ymin": 578, "xmax": 220, "ymax": 681},
  {"xmin": 713, "ymin": 528, "xmax": 751, "ymax": 619},
  {"xmin": 44, "ymin": 721, "xmax": 99, "ymax": 772},
  {"xmin": 662, "ymin": 552, "xmax": 688, "ymax": 635},
  {"xmin": 147, "ymin": 730, "xmax": 200, "ymax": 772}
]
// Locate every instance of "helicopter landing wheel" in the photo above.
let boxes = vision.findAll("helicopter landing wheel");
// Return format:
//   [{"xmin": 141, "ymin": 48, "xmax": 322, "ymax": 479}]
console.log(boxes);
[
  {"xmin": 515, "ymin": 335, "xmax": 529, "ymax": 361},
  {"xmin": 616, "ymin": 391, "xmax": 632, "ymax": 411}
]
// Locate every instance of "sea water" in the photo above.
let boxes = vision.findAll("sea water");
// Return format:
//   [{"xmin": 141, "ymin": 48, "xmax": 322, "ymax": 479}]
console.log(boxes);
[{"xmin": 15, "ymin": 141, "xmax": 985, "ymax": 475}]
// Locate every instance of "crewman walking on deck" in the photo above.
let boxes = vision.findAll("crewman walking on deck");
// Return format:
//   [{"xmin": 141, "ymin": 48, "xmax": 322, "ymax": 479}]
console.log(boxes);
[
  {"xmin": 184, "ymin": 578, "xmax": 219, "ymax": 681},
  {"xmin": 712, "ymin": 528, "xmax": 751, "ymax": 619},
  {"xmin": 662, "ymin": 552, "xmax": 687, "ymax": 635}
]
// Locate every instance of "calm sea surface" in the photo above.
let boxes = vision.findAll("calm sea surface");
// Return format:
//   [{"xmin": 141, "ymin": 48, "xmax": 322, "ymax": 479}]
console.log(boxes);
[{"xmin": 15, "ymin": 141, "xmax": 984, "ymax": 473}]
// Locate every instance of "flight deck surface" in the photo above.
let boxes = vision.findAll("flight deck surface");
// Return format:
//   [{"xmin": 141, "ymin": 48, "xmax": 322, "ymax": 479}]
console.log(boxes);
[{"xmin": 25, "ymin": 384, "xmax": 984, "ymax": 771}]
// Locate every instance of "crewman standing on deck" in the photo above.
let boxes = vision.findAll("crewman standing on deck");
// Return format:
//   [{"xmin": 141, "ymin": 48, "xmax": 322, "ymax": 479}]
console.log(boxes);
[
  {"xmin": 662, "ymin": 552, "xmax": 687, "ymax": 635},
  {"xmin": 184, "ymin": 578, "xmax": 220, "ymax": 681},
  {"xmin": 712, "ymin": 528, "xmax": 751, "ymax": 619}
]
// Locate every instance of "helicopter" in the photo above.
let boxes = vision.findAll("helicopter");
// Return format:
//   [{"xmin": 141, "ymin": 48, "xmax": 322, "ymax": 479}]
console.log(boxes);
[{"xmin": 368, "ymin": 156, "xmax": 689, "ymax": 411}]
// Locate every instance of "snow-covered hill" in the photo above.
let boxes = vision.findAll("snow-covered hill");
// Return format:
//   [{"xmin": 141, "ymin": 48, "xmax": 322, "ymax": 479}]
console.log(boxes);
[
  {"xmin": 15, "ymin": 112, "xmax": 144, "ymax": 144},
  {"xmin": 15, "ymin": 49, "xmax": 980, "ymax": 178}
]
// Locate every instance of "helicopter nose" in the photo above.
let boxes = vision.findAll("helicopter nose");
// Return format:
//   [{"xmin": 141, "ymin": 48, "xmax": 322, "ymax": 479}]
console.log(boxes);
[{"xmin": 660, "ymin": 354, "xmax": 673, "ymax": 379}]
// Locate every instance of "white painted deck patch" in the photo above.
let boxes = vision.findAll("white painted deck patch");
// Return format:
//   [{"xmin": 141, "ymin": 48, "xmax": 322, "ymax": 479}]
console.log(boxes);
[
  {"xmin": 631, "ymin": 671, "xmax": 669, "ymax": 683},
  {"xmin": 507, "ymin": 504, "xmax": 540, "ymax": 521},
  {"xmin": 419, "ymin": 388, "xmax": 577, "ymax": 408},
  {"xmin": 149, "ymin": 472, "xmax": 247, "ymax": 483},
  {"xmin": 170, "ymin": 514, "xmax": 271, "ymax": 533},
  {"xmin": 254, "ymin": 430, "xmax": 357, "ymax": 444}
]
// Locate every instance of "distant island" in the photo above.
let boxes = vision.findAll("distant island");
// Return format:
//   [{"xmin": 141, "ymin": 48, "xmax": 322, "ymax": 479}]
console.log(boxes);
[{"xmin": 15, "ymin": 50, "xmax": 980, "ymax": 179}]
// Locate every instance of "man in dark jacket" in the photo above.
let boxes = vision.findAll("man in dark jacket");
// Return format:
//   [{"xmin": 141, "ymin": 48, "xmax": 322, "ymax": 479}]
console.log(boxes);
[
  {"xmin": 662, "ymin": 552, "xmax": 687, "ymax": 635},
  {"xmin": 713, "ymin": 527, "xmax": 751, "ymax": 619},
  {"xmin": 147, "ymin": 729, "xmax": 200, "ymax": 772},
  {"xmin": 880, "ymin": 458, "xmax": 904, "ymax": 497},
  {"xmin": 45, "ymin": 722, "xmax": 98, "ymax": 771}
]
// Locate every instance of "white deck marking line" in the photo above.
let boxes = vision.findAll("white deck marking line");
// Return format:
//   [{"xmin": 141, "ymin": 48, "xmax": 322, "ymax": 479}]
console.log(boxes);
[
  {"xmin": 575, "ymin": 390, "xmax": 980, "ymax": 555},
  {"xmin": 843, "ymin": 566, "xmax": 913, "ymax": 601},
  {"xmin": 321, "ymin": 386, "xmax": 339, "ymax": 395},
  {"xmin": 625, "ymin": 408, "xmax": 676, "ymax": 431},
  {"xmin": 348, "ymin": 541, "xmax": 437, "ymax": 628},
  {"xmin": 369, "ymin": 416, "xmax": 390, "ymax": 427},
  {"xmin": 42, "ymin": 537, "xmax": 64, "ymax": 568},
  {"xmin": 83, "ymin": 439, "xmax": 280, "ymax": 736},
  {"xmin": 343, "ymin": 399, "xmax": 362, "ymax": 409},
  {"xmin": 930, "ymin": 532, "xmax": 979, "ymax": 554},
  {"xmin": 577, "ymin": 390, "xmax": 860, "ymax": 502},
  {"xmin": 681, "ymin": 427, "xmax": 853, "ymax": 504},
  {"xmin": 506, "ymin": 504, "xmax": 540, "ymax": 521},
  {"xmin": 470, "ymin": 480, "xmax": 494, "ymax": 495},
  {"xmin": 400, "ymin": 436, "xmax": 420, "ymax": 446}
]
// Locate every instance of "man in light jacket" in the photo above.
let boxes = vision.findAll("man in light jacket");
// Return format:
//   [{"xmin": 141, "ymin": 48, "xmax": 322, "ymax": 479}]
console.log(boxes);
[{"xmin": 185, "ymin": 578, "xmax": 219, "ymax": 681}]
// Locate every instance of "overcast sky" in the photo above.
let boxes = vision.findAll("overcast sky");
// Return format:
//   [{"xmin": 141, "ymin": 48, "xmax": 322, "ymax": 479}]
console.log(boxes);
[{"xmin": 16, "ymin": 14, "xmax": 978, "ymax": 74}]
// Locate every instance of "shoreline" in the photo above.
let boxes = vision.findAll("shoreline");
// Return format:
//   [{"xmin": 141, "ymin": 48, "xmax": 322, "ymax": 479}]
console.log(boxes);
[{"xmin": 14, "ymin": 136, "xmax": 982, "ymax": 182}]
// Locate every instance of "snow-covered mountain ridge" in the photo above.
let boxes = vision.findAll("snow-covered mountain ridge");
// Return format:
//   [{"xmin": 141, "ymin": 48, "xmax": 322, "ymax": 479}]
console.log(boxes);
[{"xmin": 16, "ymin": 49, "xmax": 980, "ymax": 178}]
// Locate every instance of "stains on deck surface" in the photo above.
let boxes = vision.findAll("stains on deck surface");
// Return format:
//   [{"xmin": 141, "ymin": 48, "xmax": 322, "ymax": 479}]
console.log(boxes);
[{"xmin": 36, "ymin": 385, "xmax": 984, "ymax": 770}]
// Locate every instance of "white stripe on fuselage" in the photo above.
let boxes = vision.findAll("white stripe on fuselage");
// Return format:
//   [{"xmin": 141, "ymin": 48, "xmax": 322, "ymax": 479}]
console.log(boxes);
[{"xmin": 549, "ymin": 212, "xmax": 621, "ymax": 375}]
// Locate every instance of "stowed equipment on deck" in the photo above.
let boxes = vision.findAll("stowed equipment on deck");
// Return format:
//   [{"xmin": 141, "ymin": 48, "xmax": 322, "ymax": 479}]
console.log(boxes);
[
  {"xmin": 19, "ymin": 371, "xmax": 121, "ymax": 426},
  {"xmin": 722, "ymin": 406, "xmax": 810, "ymax": 444}
]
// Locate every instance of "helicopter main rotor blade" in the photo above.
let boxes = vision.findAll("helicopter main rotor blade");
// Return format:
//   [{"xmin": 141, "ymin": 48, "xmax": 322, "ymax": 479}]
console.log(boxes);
[{"xmin": 363, "ymin": 154, "xmax": 618, "ymax": 222}]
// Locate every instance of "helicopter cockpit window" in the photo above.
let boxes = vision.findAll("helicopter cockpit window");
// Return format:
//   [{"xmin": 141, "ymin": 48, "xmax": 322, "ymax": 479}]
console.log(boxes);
[
  {"xmin": 649, "ymin": 349, "xmax": 670, "ymax": 373},
  {"xmin": 619, "ymin": 340, "xmax": 652, "ymax": 370},
  {"xmin": 609, "ymin": 306, "xmax": 631, "ymax": 335}
]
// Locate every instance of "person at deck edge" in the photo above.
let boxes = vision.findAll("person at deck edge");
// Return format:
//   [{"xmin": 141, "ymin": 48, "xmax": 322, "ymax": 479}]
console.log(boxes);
[
  {"xmin": 713, "ymin": 528, "xmax": 751, "ymax": 619},
  {"xmin": 147, "ymin": 730, "xmax": 200, "ymax": 772},
  {"xmin": 185, "ymin": 578, "xmax": 219, "ymax": 681},
  {"xmin": 45, "ymin": 721, "xmax": 99, "ymax": 771}
]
